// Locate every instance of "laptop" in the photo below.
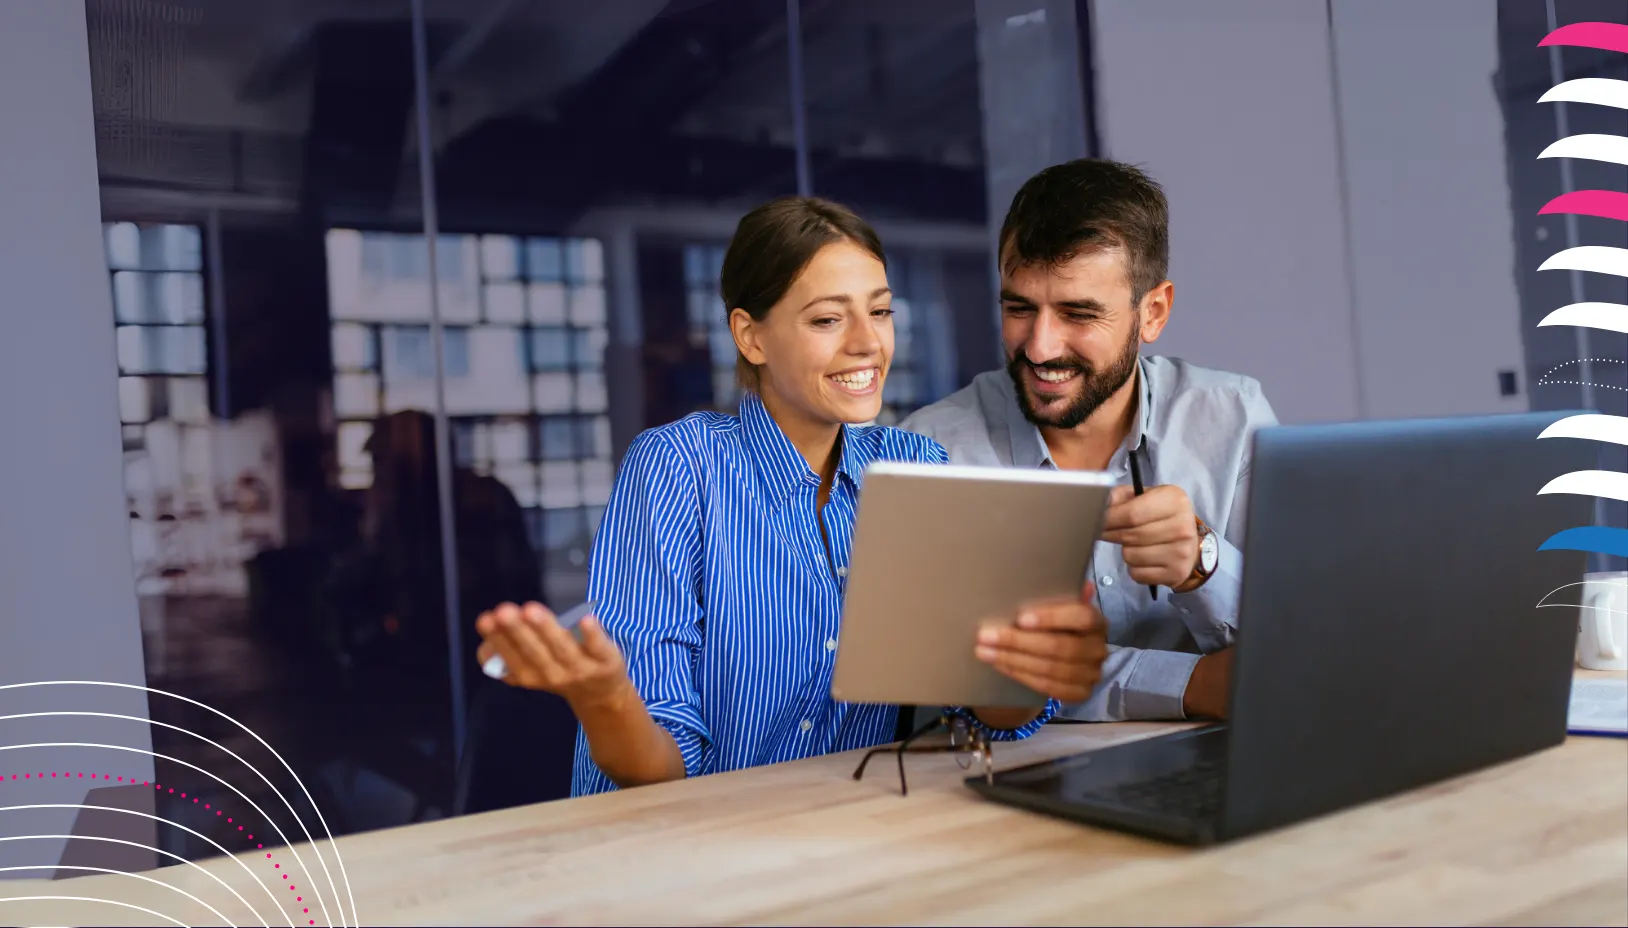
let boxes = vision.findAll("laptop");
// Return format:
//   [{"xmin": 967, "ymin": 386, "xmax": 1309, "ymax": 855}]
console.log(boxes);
[{"xmin": 965, "ymin": 411, "xmax": 1598, "ymax": 845}]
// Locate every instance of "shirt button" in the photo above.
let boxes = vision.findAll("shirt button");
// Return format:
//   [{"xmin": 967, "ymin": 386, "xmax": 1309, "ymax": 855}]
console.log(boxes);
[
  {"xmin": 799, "ymin": 719, "xmax": 813, "ymax": 732},
  {"xmin": 836, "ymin": 566, "xmax": 848, "ymax": 578},
  {"xmin": 825, "ymin": 638, "xmax": 837, "ymax": 651},
  {"xmin": 1100, "ymin": 575, "xmax": 1115, "ymax": 587}
]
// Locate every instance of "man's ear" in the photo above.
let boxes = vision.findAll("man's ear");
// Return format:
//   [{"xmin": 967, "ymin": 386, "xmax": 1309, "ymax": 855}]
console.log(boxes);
[
  {"xmin": 1138, "ymin": 280, "xmax": 1174, "ymax": 344},
  {"xmin": 730, "ymin": 307, "xmax": 768, "ymax": 366}
]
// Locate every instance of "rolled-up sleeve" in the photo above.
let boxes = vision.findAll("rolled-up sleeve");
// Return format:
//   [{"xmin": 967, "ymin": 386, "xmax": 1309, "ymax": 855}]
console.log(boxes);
[
  {"xmin": 947, "ymin": 699, "xmax": 1061, "ymax": 740},
  {"xmin": 1162, "ymin": 378, "xmax": 1275, "ymax": 644},
  {"xmin": 570, "ymin": 432, "xmax": 709, "ymax": 796},
  {"xmin": 1067, "ymin": 379, "xmax": 1280, "ymax": 722},
  {"xmin": 1165, "ymin": 534, "xmax": 1243, "ymax": 652}
]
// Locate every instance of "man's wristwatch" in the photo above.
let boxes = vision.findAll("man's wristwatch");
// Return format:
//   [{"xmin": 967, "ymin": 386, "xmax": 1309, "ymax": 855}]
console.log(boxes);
[{"xmin": 1174, "ymin": 518, "xmax": 1219, "ymax": 593}]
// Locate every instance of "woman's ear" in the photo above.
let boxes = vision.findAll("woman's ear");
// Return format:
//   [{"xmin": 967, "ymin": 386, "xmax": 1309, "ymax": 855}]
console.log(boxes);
[{"xmin": 729, "ymin": 307, "xmax": 768, "ymax": 366}]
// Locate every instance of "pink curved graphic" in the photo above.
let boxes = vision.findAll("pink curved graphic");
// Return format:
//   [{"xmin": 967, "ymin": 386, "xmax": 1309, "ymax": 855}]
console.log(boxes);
[
  {"xmin": 1540, "ymin": 190, "xmax": 1628, "ymax": 223},
  {"xmin": 1540, "ymin": 22, "xmax": 1628, "ymax": 54}
]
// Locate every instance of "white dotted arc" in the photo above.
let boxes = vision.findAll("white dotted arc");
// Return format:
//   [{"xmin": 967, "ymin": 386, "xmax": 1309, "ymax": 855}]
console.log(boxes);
[{"xmin": 1536, "ymin": 358, "xmax": 1627, "ymax": 392}]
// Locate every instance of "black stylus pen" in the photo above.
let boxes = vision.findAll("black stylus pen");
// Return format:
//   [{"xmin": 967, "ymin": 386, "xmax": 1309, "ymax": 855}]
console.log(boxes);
[{"xmin": 1127, "ymin": 448, "xmax": 1158, "ymax": 601}]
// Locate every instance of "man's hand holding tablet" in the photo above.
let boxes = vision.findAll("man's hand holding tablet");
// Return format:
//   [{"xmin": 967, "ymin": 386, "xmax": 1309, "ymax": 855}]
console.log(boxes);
[{"xmin": 974, "ymin": 580, "xmax": 1108, "ymax": 703}]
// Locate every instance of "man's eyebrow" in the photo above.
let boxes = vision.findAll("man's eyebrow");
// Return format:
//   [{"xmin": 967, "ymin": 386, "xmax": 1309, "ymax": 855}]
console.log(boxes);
[
  {"xmin": 1056, "ymin": 298, "xmax": 1108, "ymax": 313},
  {"xmin": 999, "ymin": 291, "xmax": 1109, "ymax": 314}
]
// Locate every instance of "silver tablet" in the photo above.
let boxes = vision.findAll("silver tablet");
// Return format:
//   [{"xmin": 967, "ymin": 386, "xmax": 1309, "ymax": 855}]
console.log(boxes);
[{"xmin": 829, "ymin": 461, "xmax": 1115, "ymax": 709}]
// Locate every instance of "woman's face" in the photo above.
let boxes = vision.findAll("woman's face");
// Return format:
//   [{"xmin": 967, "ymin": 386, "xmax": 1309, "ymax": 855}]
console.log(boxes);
[{"xmin": 732, "ymin": 239, "xmax": 894, "ymax": 427}]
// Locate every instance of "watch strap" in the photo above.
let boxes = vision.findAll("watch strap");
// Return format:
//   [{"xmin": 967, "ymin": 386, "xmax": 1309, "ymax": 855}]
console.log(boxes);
[{"xmin": 1176, "ymin": 517, "xmax": 1217, "ymax": 592}]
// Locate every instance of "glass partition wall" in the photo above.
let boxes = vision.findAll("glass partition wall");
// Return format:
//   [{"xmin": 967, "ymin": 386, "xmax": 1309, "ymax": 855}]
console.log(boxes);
[{"xmin": 86, "ymin": 0, "xmax": 1019, "ymax": 850}]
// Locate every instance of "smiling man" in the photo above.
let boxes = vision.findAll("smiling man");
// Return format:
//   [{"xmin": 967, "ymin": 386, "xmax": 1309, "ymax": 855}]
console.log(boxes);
[{"xmin": 902, "ymin": 159, "xmax": 1278, "ymax": 722}]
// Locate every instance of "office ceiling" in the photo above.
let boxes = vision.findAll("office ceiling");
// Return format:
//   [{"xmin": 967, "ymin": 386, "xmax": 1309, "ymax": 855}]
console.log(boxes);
[{"xmin": 85, "ymin": 0, "xmax": 985, "ymax": 186}]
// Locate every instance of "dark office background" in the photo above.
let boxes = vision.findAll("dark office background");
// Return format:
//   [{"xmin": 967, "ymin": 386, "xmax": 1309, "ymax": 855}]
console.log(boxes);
[{"xmin": 0, "ymin": 0, "xmax": 1617, "ymax": 867}]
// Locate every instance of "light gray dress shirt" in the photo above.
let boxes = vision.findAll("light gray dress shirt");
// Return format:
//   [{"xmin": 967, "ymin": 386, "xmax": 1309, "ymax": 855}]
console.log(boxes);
[{"xmin": 900, "ymin": 355, "xmax": 1279, "ymax": 721}]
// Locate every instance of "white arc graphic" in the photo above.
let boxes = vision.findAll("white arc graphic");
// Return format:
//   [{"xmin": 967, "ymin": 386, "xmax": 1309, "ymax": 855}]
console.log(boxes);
[
  {"xmin": 0, "ymin": 833, "xmax": 266, "ymax": 925},
  {"xmin": 0, "ymin": 865, "xmax": 238, "ymax": 927},
  {"xmin": 0, "ymin": 805, "xmax": 289, "ymax": 924},
  {"xmin": 1539, "ymin": 78, "xmax": 1628, "ymax": 111},
  {"xmin": 0, "ymin": 895, "xmax": 188, "ymax": 928},
  {"xmin": 1538, "ymin": 470, "xmax": 1628, "ymax": 503},
  {"xmin": 1538, "ymin": 302, "xmax": 1628, "ymax": 334},
  {"xmin": 1538, "ymin": 246, "xmax": 1628, "ymax": 278},
  {"xmin": 0, "ymin": 730, "xmax": 332, "ymax": 926},
  {"xmin": 1539, "ymin": 579, "xmax": 1628, "ymax": 615},
  {"xmin": 0, "ymin": 680, "xmax": 356, "ymax": 927},
  {"xmin": 1539, "ymin": 133, "xmax": 1628, "ymax": 166},
  {"xmin": 1538, "ymin": 414, "xmax": 1628, "ymax": 446}
]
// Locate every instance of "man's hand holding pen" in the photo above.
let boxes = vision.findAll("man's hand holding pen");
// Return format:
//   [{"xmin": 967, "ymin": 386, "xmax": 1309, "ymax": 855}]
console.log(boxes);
[{"xmin": 1100, "ymin": 484, "xmax": 1203, "ymax": 592}]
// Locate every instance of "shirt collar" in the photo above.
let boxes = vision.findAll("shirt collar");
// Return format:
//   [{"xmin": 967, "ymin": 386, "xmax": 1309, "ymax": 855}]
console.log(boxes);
[
  {"xmin": 1004, "ymin": 356, "xmax": 1156, "ymax": 474},
  {"xmin": 739, "ymin": 390, "xmax": 867, "ymax": 505}
]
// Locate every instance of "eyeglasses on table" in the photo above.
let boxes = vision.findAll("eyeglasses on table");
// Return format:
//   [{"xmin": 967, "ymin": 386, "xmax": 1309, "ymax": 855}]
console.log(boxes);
[{"xmin": 851, "ymin": 712, "xmax": 994, "ymax": 796}]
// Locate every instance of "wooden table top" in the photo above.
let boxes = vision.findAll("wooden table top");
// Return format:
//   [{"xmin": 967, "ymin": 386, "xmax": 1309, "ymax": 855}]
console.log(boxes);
[{"xmin": 2, "ymin": 679, "xmax": 1625, "ymax": 927}]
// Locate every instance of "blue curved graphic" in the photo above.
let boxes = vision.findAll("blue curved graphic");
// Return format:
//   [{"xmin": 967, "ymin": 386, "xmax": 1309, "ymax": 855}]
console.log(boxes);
[{"xmin": 1539, "ymin": 526, "xmax": 1628, "ymax": 559}]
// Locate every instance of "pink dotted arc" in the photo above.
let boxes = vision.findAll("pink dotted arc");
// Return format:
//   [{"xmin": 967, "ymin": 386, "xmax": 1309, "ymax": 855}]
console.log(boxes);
[{"xmin": 8, "ymin": 770, "xmax": 322, "ymax": 926}]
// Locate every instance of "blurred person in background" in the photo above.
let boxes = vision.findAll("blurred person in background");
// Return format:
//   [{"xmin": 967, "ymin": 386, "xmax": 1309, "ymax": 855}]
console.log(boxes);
[
  {"xmin": 344, "ymin": 410, "xmax": 542, "ymax": 677},
  {"xmin": 325, "ymin": 410, "xmax": 582, "ymax": 810}
]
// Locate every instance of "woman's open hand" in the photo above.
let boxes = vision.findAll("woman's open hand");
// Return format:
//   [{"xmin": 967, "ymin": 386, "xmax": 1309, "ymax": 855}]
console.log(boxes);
[{"xmin": 475, "ymin": 602, "xmax": 631, "ymax": 711}]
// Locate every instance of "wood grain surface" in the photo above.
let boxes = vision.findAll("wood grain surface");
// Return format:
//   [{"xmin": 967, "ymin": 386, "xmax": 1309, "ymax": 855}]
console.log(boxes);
[{"xmin": 1, "ymin": 680, "xmax": 1623, "ymax": 927}]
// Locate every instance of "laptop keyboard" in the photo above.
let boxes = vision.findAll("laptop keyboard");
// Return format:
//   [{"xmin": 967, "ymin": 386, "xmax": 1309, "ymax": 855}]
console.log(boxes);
[{"xmin": 1086, "ymin": 758, "xmax": 1225, "ymax": 820}]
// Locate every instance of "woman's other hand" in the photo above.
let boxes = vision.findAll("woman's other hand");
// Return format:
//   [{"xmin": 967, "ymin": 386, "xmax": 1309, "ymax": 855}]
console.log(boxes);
[{"xmin": 475, "ymin": 602, "xmax": 632, "ymax": 712}]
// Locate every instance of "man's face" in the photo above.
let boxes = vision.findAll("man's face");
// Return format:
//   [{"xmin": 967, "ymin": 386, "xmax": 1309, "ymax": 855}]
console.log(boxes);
[{"xmin": 1000, "ymin": 249, "xmax": 1144, "ymax": 430}]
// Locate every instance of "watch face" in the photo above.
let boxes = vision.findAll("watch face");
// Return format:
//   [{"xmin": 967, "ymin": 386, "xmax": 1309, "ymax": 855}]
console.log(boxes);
[{"xmin": 1199, "ymin": 532, "xmax": 1219, "ymax": 572}]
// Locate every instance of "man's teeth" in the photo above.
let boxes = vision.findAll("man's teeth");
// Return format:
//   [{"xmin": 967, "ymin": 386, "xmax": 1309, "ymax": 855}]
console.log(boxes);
[
  {"xmin": 831, "ymin": 370, "xmax": 876, "ymax": 387},
  {"xmin": 1034, "ymin": 369, "xmax": 1077, "ymax": 383}
]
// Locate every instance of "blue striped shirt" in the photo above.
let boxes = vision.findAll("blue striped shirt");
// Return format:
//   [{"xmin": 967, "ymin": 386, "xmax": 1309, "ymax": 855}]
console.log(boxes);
[{"xmin": 571, "ymin": 391, "xmax": 1058, "ymax": 795}]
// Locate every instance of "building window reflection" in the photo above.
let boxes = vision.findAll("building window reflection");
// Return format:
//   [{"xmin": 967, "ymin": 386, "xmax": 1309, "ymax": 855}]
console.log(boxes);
[
  {"xmin": 103, "ymin": 221, "xmax": 285, "ymax": 603},
  {"xmin": 326, "ymin": 229, "xmax": 611, "ymax": 604},
  {"xmin": 106, "ymin": 222, "xmax": 209, "ymax": 442},
  {"xmin": 682, "ymin": 243, "xmax": 738, "ymax": 413}
]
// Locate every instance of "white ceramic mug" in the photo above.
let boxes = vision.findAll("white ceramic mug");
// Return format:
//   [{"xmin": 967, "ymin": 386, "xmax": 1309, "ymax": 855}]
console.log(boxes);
[{"xmin": 1577, "ymin": 572, "xmax": 1628, "ymax": 672}]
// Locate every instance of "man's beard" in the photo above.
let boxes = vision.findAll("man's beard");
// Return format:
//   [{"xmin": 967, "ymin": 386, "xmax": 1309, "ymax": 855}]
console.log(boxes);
[{"xmin": 1007, "ymin": 322, "xmax": 1141, "ymax": 430}]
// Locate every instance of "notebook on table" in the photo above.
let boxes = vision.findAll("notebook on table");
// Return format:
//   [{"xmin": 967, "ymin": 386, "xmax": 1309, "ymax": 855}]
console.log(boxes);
[{"xmin": 1568, "ymin": 677, "xmax": 1628, "ymax": 738}]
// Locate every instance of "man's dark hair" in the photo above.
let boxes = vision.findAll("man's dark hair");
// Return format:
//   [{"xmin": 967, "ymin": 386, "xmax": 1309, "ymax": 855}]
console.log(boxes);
[
  {"xmin": 720, "ymin": 196, "xmax": 886, "ymax": 389},
  {"xmin": 999, "ymin": 159, "xmax": 1169, "ymax": 306}
]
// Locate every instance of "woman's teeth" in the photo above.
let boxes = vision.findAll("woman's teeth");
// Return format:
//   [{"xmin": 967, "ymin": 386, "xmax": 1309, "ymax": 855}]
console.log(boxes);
[
  {"xmin": 830, "ymin": 369, "xmax": 877, "ymax": 389},
  {"xmin": 1034, "ymin": 368, "xmax": 1078, "ymax": 383}
]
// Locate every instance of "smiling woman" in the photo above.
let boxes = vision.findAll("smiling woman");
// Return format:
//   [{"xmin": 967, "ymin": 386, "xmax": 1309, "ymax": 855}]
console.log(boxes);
[
  {"xmin": 722, "ymin": 197, "xmax": 895, "ymax": 471},
  {"xmin": 471, "ymin": 195, "xmax": 1119, "ymax": 796}
]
